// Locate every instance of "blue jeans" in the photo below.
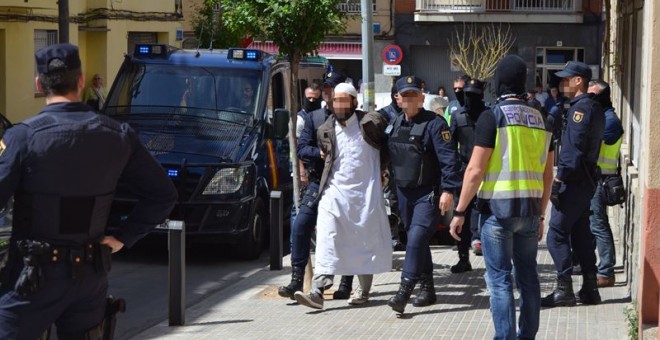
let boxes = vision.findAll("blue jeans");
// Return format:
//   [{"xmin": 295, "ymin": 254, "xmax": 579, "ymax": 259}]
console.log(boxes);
[
  {"xmin": 481, "ymin": 214, "xmax": 540, "ymax": 340},
  {"xmin": 397, "ymin": 187, "xmax": 440, "ymax": 282},
  {"xmin": 589, "ymin": 181, "xmax": 616, "ymax": 278},
  {"xmin": 290, "ymin": 182, "xmax": 319, "ymax": 268}
]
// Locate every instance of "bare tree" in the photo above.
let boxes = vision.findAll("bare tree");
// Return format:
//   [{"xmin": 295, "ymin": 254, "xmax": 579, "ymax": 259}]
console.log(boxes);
[{"xmin": 448, "ymin": 23, "xmax": 515, "ymax": 81}]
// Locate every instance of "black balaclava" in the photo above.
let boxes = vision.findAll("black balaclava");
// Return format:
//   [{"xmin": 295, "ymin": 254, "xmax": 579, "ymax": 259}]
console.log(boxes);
[
  {"xmin": 302, "ymin": 96, "xmax": 322, "ymax": 112},
  {"xmin": 455, "ymin": 89, "xmax": 466, "ymax": 107},
  {"xmin": 493, "ymin": 55, "xmax": 527, "ymax": 101},
  {"xmin": 389, "ymin": 85, "xmax": 401, "ymax": 111},
  {"xmin": 465, "ymin": 92, "xmax": 485, "ymax": 114},
  {"xmin": 590, "ymin": 84, "xmax": 613, "ymax": 109}
]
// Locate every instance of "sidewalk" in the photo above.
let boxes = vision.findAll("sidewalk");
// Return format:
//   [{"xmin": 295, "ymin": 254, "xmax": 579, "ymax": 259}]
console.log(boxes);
[{"xmin": 135, "ymin": 235, "xmax": 631, "ymax": 339}]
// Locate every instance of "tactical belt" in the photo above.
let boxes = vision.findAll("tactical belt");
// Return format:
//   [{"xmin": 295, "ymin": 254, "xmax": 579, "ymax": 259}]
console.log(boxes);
[{"xmin": 48, "ymin": 243, "xmax": 97, "ymax": 264}]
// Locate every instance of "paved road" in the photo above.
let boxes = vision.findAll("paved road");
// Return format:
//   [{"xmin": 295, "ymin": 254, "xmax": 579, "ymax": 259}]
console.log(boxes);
[{"xmin": 109, "ymin": 238, "xmax": 274, "ymax": 339}]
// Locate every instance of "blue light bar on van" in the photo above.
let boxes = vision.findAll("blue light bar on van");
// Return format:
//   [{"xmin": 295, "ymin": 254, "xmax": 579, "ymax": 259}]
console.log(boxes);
[
  {"xmin": 134, "ymin": 44, "xmax": 169, "ymax": 58},
  {"xmin": 228, "ymin": 48, "xmax": 262, "ymax": 61},
  {"xmin": 167, "ymin": 169, "xmax": 179, "ymax": 178}
]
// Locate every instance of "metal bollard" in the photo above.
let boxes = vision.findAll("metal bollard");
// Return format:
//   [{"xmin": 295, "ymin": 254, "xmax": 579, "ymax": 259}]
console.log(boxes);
[
  {"xmin": 158, "ymin": 220, "xmax": 186, "ymax": 326},
  {"xmin": 270, "ymin": 191, "xmax": 283, "ymax": 270}
]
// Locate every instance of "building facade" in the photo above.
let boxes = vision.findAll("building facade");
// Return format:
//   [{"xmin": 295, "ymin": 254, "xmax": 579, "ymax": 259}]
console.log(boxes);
[
  {"xmin": 394, "ymin": 0, "xmax": 603, "ymax": 101},
  {"xmin": 603, "ymin": 0, "xmax": 660, "ymax": 336},
  {"xmin": 0, "ymin": 0, "xmax": 182, "ymax": 122}
]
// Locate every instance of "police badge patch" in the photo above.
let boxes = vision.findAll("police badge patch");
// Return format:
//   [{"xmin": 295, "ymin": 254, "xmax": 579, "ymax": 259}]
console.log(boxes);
[
  {"xmin": 0, "ymin": 140, "xmax": 5, "ymax": 157},
  {"xmin": 441, "ymin": 130, "xmax": 451, "ymax": 142},
  {"xmin": 573, "ymin": 111, "xmax": 584, "ymax": 123}
]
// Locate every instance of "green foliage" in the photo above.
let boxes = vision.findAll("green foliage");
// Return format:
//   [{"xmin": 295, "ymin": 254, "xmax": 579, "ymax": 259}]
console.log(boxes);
[
  {"xmin": 191, "ymin": 0, "xmax": 244, "ymax": 49},
  {"xmin": 217, "ymin": 0, "xmax": 347, "ymax": 61},
  {"xmin": 624, "ymin": 301, "xmax": 638, "ymax": 340}
]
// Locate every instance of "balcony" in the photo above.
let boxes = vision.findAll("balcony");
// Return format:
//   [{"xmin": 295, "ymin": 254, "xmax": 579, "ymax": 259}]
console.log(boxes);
[
  {"xmin": 337, "ymin": 1, "xmax": 376, "ymax": 13},
  {"xmin": 415, "ymin": 0, "xmax": 584, "ymax": 23}
]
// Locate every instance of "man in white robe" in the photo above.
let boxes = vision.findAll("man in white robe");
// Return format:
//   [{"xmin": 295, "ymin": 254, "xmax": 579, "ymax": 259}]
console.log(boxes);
[{"xmin": 294, "ymin": 83, "xmax": 392, "ymax": 309}]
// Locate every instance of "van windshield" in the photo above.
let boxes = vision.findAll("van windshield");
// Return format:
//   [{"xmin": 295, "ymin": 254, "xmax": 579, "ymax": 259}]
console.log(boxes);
[{"xmin": 105, "ymin": 63, "xmax": 262, "ymax": 125}]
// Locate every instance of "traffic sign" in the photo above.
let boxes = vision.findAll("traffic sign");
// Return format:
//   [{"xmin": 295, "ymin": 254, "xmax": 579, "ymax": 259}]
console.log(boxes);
[{"xmin": 382, "ymin": 44, "xmax": 403, "ymax": 65}]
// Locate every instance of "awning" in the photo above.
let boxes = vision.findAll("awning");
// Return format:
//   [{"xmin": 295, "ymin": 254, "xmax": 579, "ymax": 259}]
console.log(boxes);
[{"xmin": 248, "ymin": 41, "xmax": 362, "ymax": 60}]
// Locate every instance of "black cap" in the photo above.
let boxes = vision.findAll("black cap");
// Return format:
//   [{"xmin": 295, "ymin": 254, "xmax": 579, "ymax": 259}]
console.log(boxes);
[
  {"xmin": 35, "ymin": 43, "xmax": 81, "ymax": 75},
  {"xmin": 464, "ymin": 79, "xmax": 485, "ymax": 95},
  {"xmin": 323, "ymin": 71, "xmax": 347, "ymax": 87},
  {"xmin": 396, "ymin": 76, "xmax": 423, "ymax": 94},
  {"xmin": 555, "ymin": 61, "xmax": 592, "ymax": 80}
]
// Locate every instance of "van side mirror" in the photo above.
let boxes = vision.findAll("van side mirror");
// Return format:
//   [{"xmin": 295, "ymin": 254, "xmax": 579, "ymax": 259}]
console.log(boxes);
[{"xmin": 272, "ymin": 109, "xmax": 289, "ymax": 140}]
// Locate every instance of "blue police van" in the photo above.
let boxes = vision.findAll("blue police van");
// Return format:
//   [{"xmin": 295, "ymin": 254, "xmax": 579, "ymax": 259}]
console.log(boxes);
[{"xmin": 103, "ymin": 44, "xmax": 294, "ymax": 259}]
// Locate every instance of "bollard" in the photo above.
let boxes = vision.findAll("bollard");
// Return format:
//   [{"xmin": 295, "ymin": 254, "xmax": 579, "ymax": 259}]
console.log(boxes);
[
  {"xmin": 158, "ymin": 220, "xmax": 186, "ymax": 326},
  {"xmin": 270, "ymin": 191, "xmax": 283, "ymax": 270}
]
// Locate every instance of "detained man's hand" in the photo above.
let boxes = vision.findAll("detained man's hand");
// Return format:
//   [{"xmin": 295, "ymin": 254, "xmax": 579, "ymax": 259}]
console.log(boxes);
[
  {"xmin": 100, "ymin": 236, "xmax": 124, "ymax": 253},
  {"xmin": 449, "ymin": 216, "xmax": 463, "ymax": 241}
]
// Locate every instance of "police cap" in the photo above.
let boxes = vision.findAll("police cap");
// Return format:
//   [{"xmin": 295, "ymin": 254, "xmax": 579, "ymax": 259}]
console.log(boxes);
[
  {"xmin": 396, "ymin": 76, "xmax": 423, "ymax": 94},
  {"xmin": 464, "ymin": 79, "xmax": 485, "ymax": 95},
  {"xmin": 323, "ymin": 71, "xmax": 347, "ymax": 88},
  {"xmin": 35, "ymin": 43, "xmax": 82, "ymax": 75},
  {"xmin": 555, "ymin": 61, "xmax": 592, "ymax": 81}
]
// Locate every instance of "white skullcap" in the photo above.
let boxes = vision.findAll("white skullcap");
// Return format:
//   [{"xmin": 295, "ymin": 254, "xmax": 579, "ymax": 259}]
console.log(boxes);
[{"xmin": 334, "ymin": 82, "xmax": 358, "ymax": 98}]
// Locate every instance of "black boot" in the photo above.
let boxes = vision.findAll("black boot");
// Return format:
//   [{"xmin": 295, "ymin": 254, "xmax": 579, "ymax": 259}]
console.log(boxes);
[
  {"xmin": 450, "ymin": 252, "xmax": 472, "ymax": 274},
  {"xmin": 332, "ymin": 276, "xmax": 353, "ymax": 299},
  {"xmin": 278, "ymin": 266, "xmax": 304, "ymax": 299},
  {"xmin": 541, "ymin": 276, "xmax": 576, "ymax": 307},
  {"xmin": 577, "ymin": 272, "xmax": 602, "ymax": 305},
  {"xmin": 387, "ymin": 277, "xmax": 416, "ymax": 314},
  {"xmin": 413, "ymin": 274, "xmax": 437, "ymax": 307}
]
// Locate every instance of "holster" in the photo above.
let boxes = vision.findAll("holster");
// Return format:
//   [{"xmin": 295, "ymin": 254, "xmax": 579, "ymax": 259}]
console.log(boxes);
[
  {"xmin": 103, "ymin": 296, "xmax": 126, "ymax": 340},
  {"xmin": 94, "ymin": 245, "xmax": 112, "ymax": 274},
  {"xmin": 14, "ymin": 240, "xmax": 51, "ymax": 298}
]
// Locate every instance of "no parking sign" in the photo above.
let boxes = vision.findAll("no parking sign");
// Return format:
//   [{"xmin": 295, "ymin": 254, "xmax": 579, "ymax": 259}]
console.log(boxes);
[{"xmin": 382, "ymin": 44, "xmax": 403, "ymax": 65}]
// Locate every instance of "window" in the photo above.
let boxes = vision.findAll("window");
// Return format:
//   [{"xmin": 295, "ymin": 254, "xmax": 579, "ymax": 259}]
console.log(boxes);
[
  {"xmin": 535, "ymin": 47, "xmax": 585, "ymax": 89},
  {"xmin": 34, "ymin": 29, "xmax": 58, "ymax": 93}
]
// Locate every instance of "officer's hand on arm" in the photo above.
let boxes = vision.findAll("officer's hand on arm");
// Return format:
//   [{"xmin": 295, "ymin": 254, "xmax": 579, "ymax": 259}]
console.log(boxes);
[
  {"xmin": 100, "ymin": 236, "xmax": 124, "ymax": 253},
  {"xmin": 439, "ymin": 192, "xmax": 453, "ymax": 216},
  {"xmin": 320, "ymin": 149, "xmax": 326, "ymax": 160}
]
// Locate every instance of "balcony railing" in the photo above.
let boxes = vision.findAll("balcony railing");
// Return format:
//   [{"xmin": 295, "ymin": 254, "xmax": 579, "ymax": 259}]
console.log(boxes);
[
  {"xmin": 417, "ymin": 0, "xmax": 578, "ymax": 13},
  {"xmin": 337, "ymin": 1, "xmax": 376, "ymax": 13}
]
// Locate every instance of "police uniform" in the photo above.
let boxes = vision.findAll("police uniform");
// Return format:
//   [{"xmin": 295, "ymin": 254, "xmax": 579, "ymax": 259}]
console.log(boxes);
[
  {"xmin": 0, "ymin": 44, "xmax": 177, "ymax": 339},
  {"xmin": 543, "ymin": 61, "xmax": 605, "ymax": 307},
  {"xmin": 386, "ymin": 76, "xmax": 461, "ymax": 313},
  {"xmin": 278, "ymin": 72, "xmax": 356, "ymax": 299},
  {"xmin": 448, "ymin": 79, "xmax": 488, "ymax": 272}
]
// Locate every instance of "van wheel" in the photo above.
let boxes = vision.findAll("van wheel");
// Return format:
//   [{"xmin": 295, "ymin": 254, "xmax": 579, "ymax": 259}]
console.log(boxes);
[{"xmin": 235, "ymin": 198, "xmax": 267, "ymax": 260}]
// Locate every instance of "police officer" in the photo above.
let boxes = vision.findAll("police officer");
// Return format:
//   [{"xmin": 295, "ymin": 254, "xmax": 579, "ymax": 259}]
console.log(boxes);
[
  {"xmin": 449, "ymin": 55, "xmax": 554, "ymax": 339},
  {"xmin": 448, "ymin": 79, "xmax": 488, "ymax": 273},
  {"xmin": 542, "ymin": 61, "xmax": 605, "ymax": 307},
  {"xmin": 0, "ymin": 43, "xmax": 177, "ymax": 339},
  {"xmin": 278, "ymin": 71, "xmax": 355, "ymax": 299},
  {"xmin": 386, "ymin": 76, "xmax": 461, "ymax": 314},
  {"xmin": 378, "ymin": 84, "xmax": 405, "ymax": 251}
]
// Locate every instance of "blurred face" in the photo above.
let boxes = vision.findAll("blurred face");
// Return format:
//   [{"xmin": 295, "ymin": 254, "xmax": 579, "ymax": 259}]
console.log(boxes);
[
  {"xmin": 399, "ymin": 90, "xmax": 424, "ymax": 113},
  {"xmin": 305, "ymin": 88, "xmax": 321, "ymax": 102},
  {"xmin": 332, "ymin": 92, "xmax": 357, "ymax": 121},
  {"xmin": 587, "ymin": 84, "xmax": 601, "ymax": 95},
  {"xmin": 322, "ymin": 84, "xmax": 333, "ymax": 107},
  {"xmin": 438, "ymin": 88, "xmax": 446, "ymax": 97},
  {"xmin": 560, "ymin": 76, "xmax": 585, "ymax": 98}
]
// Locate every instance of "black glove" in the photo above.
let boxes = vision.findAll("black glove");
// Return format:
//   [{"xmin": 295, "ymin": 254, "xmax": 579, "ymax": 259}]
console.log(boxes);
[{"xmin": 550, "ymin": 181, "xmax": 562, "ymax": 209}]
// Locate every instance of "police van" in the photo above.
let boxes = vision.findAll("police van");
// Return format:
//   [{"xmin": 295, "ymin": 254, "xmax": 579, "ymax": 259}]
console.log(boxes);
[{"xmin": 103, "ymin": 44, "xmax": 295, "ymax": 259}]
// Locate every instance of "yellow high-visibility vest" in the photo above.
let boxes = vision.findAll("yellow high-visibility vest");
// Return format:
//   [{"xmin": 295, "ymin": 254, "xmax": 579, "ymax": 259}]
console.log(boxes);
[
  {"xmin": 477, "ymin": 102, "xmax": 552, "ymax": 218},
  {"xmin": 598, "ymin": 136, "xmax": 622, "ymax": 175}
]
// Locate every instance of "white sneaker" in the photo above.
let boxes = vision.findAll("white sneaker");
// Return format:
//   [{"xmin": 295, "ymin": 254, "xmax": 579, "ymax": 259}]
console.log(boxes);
[{"xmin": 347, "ymin": 288, "xmax": 369, "ymax": 305}]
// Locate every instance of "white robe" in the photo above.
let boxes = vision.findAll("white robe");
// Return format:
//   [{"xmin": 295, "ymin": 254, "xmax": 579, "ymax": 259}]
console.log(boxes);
[{"xmin": 315, "ymin": 113, "xmax": 392, "ymax": 275}]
